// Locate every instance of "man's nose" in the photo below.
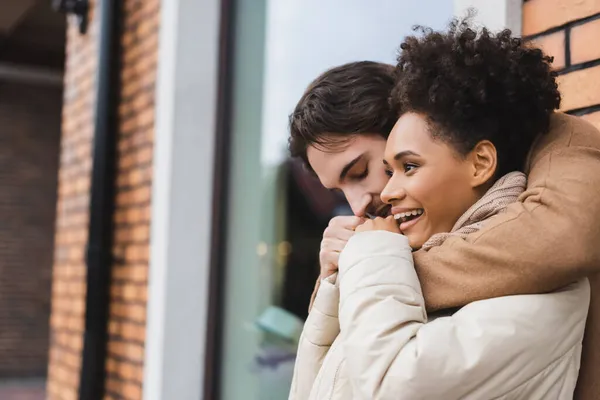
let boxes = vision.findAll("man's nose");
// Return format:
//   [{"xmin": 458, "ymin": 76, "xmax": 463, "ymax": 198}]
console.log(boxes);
[{"xmin": 348, "ymin": 193, "xmax": 371, "ymax": 217}]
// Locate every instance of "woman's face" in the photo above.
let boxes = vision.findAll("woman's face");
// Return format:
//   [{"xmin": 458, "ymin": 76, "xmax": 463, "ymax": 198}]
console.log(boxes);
[{"xmin": 380, "ymin": 113, "xmax": 483, "ymax": 249}]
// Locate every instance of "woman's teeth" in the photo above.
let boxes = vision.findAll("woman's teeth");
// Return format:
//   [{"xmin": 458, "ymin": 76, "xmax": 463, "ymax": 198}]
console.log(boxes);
[{"xmin": 394, "ymin": 209, "xmax": 423, "ymax": 222}]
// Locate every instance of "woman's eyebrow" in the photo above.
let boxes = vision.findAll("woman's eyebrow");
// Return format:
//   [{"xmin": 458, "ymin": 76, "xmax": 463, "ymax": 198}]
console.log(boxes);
[
  {"xmin": 394, "ymin": 150, "xmax": 420, "ymax": 160},
  {"xmin": 383, "ymin": 150, "xmax": 420, "ymax": 165}
]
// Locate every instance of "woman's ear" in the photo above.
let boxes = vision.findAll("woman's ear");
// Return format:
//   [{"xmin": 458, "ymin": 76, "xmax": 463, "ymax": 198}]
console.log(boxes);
[{"xmin": 469, "ymin": 140, "xmax": 497, "ymax": 188}]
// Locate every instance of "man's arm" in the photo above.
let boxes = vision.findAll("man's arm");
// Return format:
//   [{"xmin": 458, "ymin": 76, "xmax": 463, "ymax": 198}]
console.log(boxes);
[{"xmin": 415, "ymin": 114, "xmax": 600, "ymax": 311}]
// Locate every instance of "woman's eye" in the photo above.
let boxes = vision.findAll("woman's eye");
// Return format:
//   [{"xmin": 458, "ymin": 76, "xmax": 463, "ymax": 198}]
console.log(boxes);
[
  {"xmin": 384, "ymin": 169, "xmax": 393, "ymax": 177},
  {"xmin": 403, "ymin": 163, "xmax": 418, "ymax": 173}
]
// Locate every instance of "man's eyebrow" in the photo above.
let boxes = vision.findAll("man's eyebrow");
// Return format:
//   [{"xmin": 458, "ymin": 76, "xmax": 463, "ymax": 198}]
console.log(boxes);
[{"xmin": 339, "ymin": 155, "xmax": 363, "ymax": 182}]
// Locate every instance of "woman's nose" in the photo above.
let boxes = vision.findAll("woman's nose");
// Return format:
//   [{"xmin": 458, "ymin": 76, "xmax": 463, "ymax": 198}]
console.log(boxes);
[{"xmin": 381, "ymin": 177, "xmax": 406, "ymax": 205}]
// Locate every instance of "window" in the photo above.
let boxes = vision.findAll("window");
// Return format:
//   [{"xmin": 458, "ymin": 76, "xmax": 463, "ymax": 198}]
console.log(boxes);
[{"xmin": 217, "ymin": 1, "xmax": 452, "ymax": 398}]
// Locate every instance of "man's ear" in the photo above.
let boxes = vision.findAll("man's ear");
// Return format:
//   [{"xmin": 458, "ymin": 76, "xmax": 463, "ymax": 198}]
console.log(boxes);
[{"xmin": 469, "ymin": 140, "xmax": 497, "ymax": 188}]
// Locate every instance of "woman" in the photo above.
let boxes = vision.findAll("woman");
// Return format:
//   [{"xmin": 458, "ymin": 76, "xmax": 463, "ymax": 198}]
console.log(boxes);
[{"xmin": 289, "ymin": 20, "xmax": 590, "ymax": 400}]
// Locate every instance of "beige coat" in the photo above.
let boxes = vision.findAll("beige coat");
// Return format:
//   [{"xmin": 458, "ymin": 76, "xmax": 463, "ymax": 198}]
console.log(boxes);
[{"xmin": 289, "ymin": 231, "xmax": 590, "ymax": 400}]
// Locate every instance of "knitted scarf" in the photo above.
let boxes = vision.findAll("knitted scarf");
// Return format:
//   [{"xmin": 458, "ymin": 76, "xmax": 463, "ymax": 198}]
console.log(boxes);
[{"xmin": 421, "ymin": 171, "xmax": 527, "ymax": 250}]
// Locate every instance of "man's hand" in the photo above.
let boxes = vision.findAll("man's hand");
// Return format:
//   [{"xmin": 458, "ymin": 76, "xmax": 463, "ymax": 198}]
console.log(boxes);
[
  {"xmin": 319, "ymin": 216, "xmax": 364, "ymax": 278},
  {"xmin": 355, "ymin": 216, "xmax": 400, "ymax": 234}
]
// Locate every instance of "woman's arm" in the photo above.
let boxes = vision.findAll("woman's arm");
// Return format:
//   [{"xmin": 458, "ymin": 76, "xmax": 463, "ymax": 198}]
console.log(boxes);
[
  {"xmin": 338, "ymin": 231, "xmax": 590, "ymax": 400},
  {"xmin": 289, "ymin": 275, "xmax": 339, "ymax": 399}
]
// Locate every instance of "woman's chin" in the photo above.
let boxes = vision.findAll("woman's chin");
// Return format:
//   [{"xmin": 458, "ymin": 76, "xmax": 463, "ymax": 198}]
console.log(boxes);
[{"xmin": 406, "ymin": 234, "xmax": 425, "ymax": 250}]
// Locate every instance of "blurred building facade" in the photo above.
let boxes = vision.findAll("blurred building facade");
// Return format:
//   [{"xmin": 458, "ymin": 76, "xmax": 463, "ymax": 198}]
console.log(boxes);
[
  {"xmin": 0, "ymin": 0, "xmax": 64, "ymax": 382},
  {"xmin": 47, "ymin": 1, "xmax": 157, "ymax": 399},
  {"xmin": 43, "ymin": 1, "xmax": 600, "ymax": 400}
]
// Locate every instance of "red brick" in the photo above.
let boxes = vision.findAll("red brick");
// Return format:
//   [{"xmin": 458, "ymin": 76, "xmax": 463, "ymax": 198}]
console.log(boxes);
[
  {"xmin": 105, "ymin": 377, "xmax": 122, "ymax": 396},
  {"xmin": 558, "ymin": 65, "xmax": 600, "ymax": 111},
  {"xmin": 136, "ymin": 108, "xmax": 155, "ymax": 130},
  {"xmin": 107, "ymin": 340, "xmax": 145, "ymax": 363},
  {"xmin": 141, "ymin": 0, "xmax": 160, "ymax": 17},
  {"xmin": 571, "ymin": 19, "xmax": 600, "ymax": 64},
  {"xmin": 529, "ymin": 30, "xmax": 566, "ymax": 69},
  {"xmin": 523, "ymin": 0, "xmax": 600, "ymax": 36},
  {"xmin": 123, "ymin": 380, "xmax": 143, "ymax": 399},
  {"xmin": 132, "ymin": 186, "xmax": 152, "ymax": 205},
  {"xmin": 110, "ymin": 302, "xmax": 146, "ymax": 324},
  {"xmin": 112, "ymin": 264, "xmax": 148, "ymax": 283},
  {"xmin": 132, "ymin": 225, "xmax": 150, "ymax": 242}
]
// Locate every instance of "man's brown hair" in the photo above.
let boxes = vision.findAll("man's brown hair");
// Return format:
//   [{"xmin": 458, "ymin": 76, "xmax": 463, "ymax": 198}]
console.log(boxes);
[{"xmin": 288, "ymin": 61, "xmax": 397, "ymax": 169}]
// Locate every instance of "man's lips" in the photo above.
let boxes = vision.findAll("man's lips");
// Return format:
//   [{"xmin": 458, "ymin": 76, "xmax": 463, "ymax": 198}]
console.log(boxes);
[
  {"xmin": 375, "ymin": 204, "xmax": 391, "ymax": 217},
  {"xmin": 365, "ymin": 204, "xmax": 391, "ymax": 219}
]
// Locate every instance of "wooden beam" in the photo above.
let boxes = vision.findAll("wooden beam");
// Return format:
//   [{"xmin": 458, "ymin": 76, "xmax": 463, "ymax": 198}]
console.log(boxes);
[
  {"xmin": 0, "ymin": 0, "xmax": 36, "ymax": 35},
  {"xmin": 0, "ymin": 63, "xmax": 62, "ymax": 86}
]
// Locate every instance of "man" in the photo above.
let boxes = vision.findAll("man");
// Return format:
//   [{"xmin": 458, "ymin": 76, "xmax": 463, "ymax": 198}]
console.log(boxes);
[
  {"xmin": 289, "ymin": 60, "xmax": 600, "ymax": 398},
  {"xmin": 289, "ymin": 61, "xmax": 397, "ymax": 280}
]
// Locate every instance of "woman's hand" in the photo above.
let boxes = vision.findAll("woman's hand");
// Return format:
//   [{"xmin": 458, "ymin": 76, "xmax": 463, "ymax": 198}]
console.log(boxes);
[{"xmin": 355, "ymin": 216, "xmax": 401, "ymax": 234}]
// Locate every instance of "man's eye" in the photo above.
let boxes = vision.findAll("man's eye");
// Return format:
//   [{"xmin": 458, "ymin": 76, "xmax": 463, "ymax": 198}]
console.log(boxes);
[
  {"xmin": 404, "ymin": 163, "xmax": 418, "ymax": 173},
  {"xmin": 384, "ymin": 169, "xmax": 393, "ymax": 177},
  {"xmin": 350, "ymin": 168, "xmax": 368, "ymax": 180}
]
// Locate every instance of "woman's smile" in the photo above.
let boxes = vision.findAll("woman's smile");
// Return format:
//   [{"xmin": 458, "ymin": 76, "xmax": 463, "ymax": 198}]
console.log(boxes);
[{"xmin": 392, "ymin": 208, "xmax": 424, "ymax": 232}]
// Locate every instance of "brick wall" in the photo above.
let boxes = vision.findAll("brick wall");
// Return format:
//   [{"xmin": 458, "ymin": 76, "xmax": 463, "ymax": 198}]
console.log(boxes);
[
  {"xmin": 524, "ymin": 0, "xmax": 600, "ymax": 128},
  {"xmin": 47, "ymin": 1, "xmax": 158, "ymax": 399},
  {"xmin": 46, "ymin": 2, "xmax": 98, "ymax": 397},
  {"xmin": 0, "ymin": 81, "xmax": 61, "ymax": 377},
  {"xmin": 105, "ymin": 0, "xmax": 158, "ymax": 398}
]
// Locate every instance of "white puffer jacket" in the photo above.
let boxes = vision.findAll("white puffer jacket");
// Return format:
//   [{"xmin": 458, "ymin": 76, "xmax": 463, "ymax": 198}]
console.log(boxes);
[{"xmin": 289, "ymin": 231, "xmax": 590, "ymax": 400}]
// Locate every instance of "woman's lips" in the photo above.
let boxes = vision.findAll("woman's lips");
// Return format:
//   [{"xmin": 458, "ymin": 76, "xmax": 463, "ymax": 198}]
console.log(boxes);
[{"xmin": 399, "ymin": 213, "xmax": 423, "ymax": 232}]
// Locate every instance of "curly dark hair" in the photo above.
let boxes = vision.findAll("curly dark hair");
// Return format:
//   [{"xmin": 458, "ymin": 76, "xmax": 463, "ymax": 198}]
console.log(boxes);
[
  {"xmin": 289, "ymin": 61, "xmax": 397, "ymax": 169},
  {"xmin": 390, "ymin": 18, "xmax": 561, "ymax": 177}
]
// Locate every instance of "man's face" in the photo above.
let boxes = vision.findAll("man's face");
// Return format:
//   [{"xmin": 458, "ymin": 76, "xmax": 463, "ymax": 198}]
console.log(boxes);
[{"xmin": 306, "ymin": 134, "xmax": 390, "ymax": 217}]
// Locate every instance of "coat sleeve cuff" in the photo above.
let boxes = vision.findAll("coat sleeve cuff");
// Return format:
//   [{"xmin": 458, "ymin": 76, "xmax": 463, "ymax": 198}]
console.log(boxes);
[{"xmin": 303, "ymin": 275, "xmax": 340, "ymax": 346}]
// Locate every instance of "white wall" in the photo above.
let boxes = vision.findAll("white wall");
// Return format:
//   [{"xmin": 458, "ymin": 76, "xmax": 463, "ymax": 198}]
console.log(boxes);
[
  {"xmin": 454, "ymin": 0, "xmax": 522, "ymax": 34},
  {"xmin": 143, "ymin": 0, "xmax": 220, "ymax": 399}
]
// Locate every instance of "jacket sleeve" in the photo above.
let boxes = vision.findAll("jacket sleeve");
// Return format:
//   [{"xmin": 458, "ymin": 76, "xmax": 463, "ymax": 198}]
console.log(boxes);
[
  {"xmin": 289, "ymin": 275, "xmax": 339, "ymax": 400},
  {"xmin": 414, "ymin": 117, "xmax": 600, "ymax": 311},
  {"xmin": 338, "ymin": 231, "xmax": 590, "ymax": 400}
]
